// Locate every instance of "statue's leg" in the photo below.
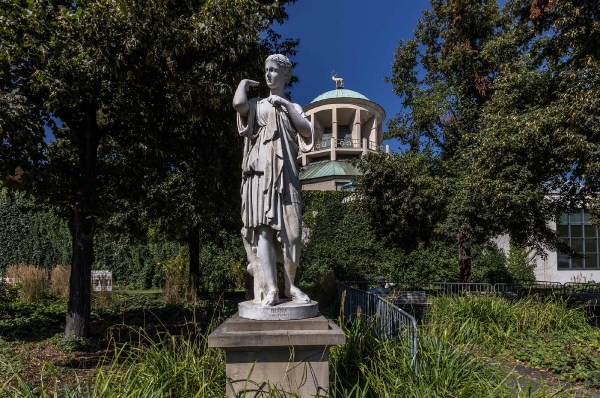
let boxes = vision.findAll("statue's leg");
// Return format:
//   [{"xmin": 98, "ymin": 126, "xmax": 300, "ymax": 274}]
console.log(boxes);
[
  {"xmin": 256, "ymin": 225, "xmax": 279, "ymax": 306},
  {"xmin": 283, "ymin": 234, "xmax": 311, "ymax": 304},
  {"xmin": 284, "ymin": 262, "xmax": 310, "ymax": 303}
]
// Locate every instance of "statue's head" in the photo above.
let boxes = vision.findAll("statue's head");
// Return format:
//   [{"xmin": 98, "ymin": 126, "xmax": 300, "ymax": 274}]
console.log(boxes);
[{"xmin": 265, "ymin": 54, "xmax": 292, "ymax": 85}]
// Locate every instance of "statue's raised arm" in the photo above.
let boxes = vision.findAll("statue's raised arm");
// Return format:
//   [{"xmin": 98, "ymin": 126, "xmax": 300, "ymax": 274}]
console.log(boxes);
[{"xmin": 233, "ymin": 79, "xmax": 260, "ymax": 117}]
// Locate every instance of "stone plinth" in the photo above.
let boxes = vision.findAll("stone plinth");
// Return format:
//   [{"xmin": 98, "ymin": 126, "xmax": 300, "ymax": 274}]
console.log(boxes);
[
  {"xmin": 238, "ymin": 299, "xmax": 319, "ymax": 320},
  {"xmin": 208, "ymin": 313, "xmax": 346, "ymax": 397}
]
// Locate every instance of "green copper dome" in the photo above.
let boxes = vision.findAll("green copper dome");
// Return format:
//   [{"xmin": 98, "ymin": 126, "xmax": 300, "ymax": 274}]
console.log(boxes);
[
  {"xmin": 310, "ymin": 89, "xmax": 369, "ymax": 103},
  {"xmin": 299, "ymin": 160, "xmax": 361, "ymax": 180}
]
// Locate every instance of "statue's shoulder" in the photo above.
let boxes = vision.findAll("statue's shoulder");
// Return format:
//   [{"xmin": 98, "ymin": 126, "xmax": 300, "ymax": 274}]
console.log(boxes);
[{"xmin": 291, "ymin": 102, "xmax": 306, "ymax": 117}]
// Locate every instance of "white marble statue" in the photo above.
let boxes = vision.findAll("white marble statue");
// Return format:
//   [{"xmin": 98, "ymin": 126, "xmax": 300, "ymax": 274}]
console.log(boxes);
[{"xmin": 233, "ymin": 54, "xmax": 315, "ymax": 307}]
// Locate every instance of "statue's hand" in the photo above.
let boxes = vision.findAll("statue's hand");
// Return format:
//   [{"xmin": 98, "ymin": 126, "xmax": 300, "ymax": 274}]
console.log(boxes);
[
  {"xmin": 241, "ymin": 79, "xmax": 260, "ymax": 90},
  {"xmin": 267, "ymin": 94, "xmax": 289, "ymax": 108}
]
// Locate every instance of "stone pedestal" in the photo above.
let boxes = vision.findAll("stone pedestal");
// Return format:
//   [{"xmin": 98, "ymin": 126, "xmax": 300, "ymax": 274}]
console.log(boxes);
[{"xmin": 208, "ymin": 313, "xmax": 345, "ymax": 397}]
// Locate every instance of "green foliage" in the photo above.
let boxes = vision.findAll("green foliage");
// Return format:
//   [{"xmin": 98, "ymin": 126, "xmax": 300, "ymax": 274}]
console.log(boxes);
[
  {"xmin": 468, "ymin": 0, "xmax": 600, "ymax": 250},
  {"xmin": 471, "ymin": 242, "xmax": 511, "ymax": 284},
  {"xmin": 358, "ymin": 0, "xmax": 504, "ymax": 282},
  {"xmin": 0, "ymin": 299, "xmax": 66, "ymax": 341},
  {"xmin": 507, "ymin": 245, "xmax": 536, "ymax": 283},
  {"xmin": 300, "ymin": 190, "xmax": 382, "ymax": 283},
  {"xmin": 384, "ymin": 0, "xmax": 501, "ymax": 240},
  {"xmin": 427, "ymin": 295, "xmax": 600, "ymax": 386},
  {"xmin": 301, "ymin": 190, "xmax": 511, "ymax": 284},
  {"xmin": 1, "ymin": 0, "xmax": 299, "ymax": 338},
  {"xmin": 94, "ymin": 234, "xmax": 180, "ymax": 290},
  {"xmin": 331, "ymin": 317, "xmax": 511, "ymax": 397},
  {"xmin": 56, "ymin": 335, "xmax": 101, "ymax": 353},
  {"xmin": 513, "ymin": 335, "xmax": 600, "ymax": 388},
  {"xmin": 352, "ymin": 152, "xmax": 446, "ymax": 251},
  {"xmin": 0, "ymin": 189, "xmax": 70, "ymax": 275},
  {"xmin": 198, "ymin": 233, "xmax": 247, "ymax": 293},
  {"xmin": 0, "ymin": 292, "xmax": 586, "ymax": 397}
]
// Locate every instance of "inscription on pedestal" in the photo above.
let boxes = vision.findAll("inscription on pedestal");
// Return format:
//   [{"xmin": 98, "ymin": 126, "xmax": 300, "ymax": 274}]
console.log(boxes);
[{"xmin": 270, "ymin": 307, "xmax": 290, "ymax": 318}]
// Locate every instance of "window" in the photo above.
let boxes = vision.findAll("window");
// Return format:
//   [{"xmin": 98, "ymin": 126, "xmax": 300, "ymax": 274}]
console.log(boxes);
[
  {"xmin": 337, "ymin": 125, "xmax": 351, "ymax": 140},
  {"xmin": 557, "ymin": 210, "xmax": 599, "ymax": 269}
]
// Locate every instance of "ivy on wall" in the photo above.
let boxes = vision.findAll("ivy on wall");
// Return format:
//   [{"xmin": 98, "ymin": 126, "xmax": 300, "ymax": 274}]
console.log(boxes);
[{"xmin": 300, "ymin": 190, "xmax": 511, "ymax": 284}]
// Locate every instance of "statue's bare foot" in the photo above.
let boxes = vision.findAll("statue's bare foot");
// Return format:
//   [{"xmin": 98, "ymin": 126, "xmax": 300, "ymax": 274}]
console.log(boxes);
[
  {"xmin": 286, "ymin": 286, "xmax": 311, "ymax": 304},
  {"xmin": 261, "ymin": 290, "xmax": 279, "ymax": 306}
]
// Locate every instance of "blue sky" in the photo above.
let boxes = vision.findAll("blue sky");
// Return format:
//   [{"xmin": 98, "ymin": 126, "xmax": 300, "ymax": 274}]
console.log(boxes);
[
  {"xmin": 273, "ymin": 0, "xmax": 434, "ymax": 153},
  {"xmin": 45, "ymin": 0, "xmax": 429, "ymax": 146}
]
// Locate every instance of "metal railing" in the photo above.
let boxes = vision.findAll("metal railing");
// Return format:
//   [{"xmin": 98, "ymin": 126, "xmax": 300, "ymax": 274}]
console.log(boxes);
[
  {"xmin": 338, "ymin": 282, "xmax": 419, "ymax": 377},
  {"xmin": 342, "ymin": 280, "xmax": 568, "ymax": 296},
  {"xmin": 421, "ymin": 282, "xmax": 493, "ymax": 296},
  {"xmin": 376, "ymin": 296, "xmax": 419, "ymax": 376},
  {"xmin": 564, "ymin": 282, "xmax": 600, "ymax": 294},
  {"xmin": 335, "ymin": 139, "xmax": 362, "ymax": 149},
  {"xmin": 313, "ymin": 140, "xmax": 332, "ymax": 150},
  {"xmin": 494, "ymin": 281, "xmax": 564, "ymax": 297}
]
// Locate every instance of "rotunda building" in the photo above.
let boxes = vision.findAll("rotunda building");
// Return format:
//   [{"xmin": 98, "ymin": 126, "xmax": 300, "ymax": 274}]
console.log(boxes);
[{"xmin": 299, "ymin": 87, "xmax": 389, "ymax": 191}]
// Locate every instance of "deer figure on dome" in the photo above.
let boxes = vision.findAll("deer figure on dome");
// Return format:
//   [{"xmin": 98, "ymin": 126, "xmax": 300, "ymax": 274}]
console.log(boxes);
[{"xmin": 331, "ymin": 71, "xmax": 344, "ymax": 89}]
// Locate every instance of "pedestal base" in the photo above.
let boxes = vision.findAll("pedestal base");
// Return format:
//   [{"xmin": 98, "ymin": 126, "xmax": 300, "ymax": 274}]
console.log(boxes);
[
  {"xmin": 238, "ymin": 299, "xmax": 319, "ymax": 320},
  {"xmin": 208, "ymin": 313, "xmax": 345, "ymax": 397}
]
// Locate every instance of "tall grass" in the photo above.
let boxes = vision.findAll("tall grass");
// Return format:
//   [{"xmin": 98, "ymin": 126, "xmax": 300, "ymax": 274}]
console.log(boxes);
[
  {"xmin": 50, "ymin": 266, "xmax": 70, "ymax": 298},
  {"xmin": 6, "ymin": 264, "xmax": 47, "ymax": 303},
  {"xmin": 330, "ymin": 316, "xmax": 511, "ymax": 397},
  {"xmin": 426, "ymin": 295, "xmax": 592, "ymax": 353},
  {"xmin": 93, "ymin": 330, "xmax": 225, "ymax": 397}
]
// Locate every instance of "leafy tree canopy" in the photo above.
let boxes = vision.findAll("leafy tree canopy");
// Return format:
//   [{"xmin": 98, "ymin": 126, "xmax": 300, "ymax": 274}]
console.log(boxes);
[{"xmin": 0, "ymin": 0, "xmax": 297, "ymax": 337}]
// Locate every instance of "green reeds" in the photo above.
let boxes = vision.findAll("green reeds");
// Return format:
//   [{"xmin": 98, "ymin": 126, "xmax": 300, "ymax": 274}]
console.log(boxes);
[
  {"xmin": 426, "ymin": 295, "xmax": 592, "ymax": 353},
  {"xmin": 330, "ymin": 316, "xmax": 511, "ymax": 397}
]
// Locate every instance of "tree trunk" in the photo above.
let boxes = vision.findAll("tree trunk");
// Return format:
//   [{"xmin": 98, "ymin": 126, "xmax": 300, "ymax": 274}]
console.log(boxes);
[
  {"xmin": 458, "ymin": 232, "xmax": 471, "ymax": 283},
  {"xmin": 65, "ymin": 105, "xmax": 99, "ymax": 338},
  {"xmin": 189, "ymin": 228, "xmax": 200, "ymax": 294}
]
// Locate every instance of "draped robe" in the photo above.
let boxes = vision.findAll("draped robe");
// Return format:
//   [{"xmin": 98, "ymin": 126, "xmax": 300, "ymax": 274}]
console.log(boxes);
[{"xmin": 237, "ymin": 98, "xmax": 315, "ymax": 266}]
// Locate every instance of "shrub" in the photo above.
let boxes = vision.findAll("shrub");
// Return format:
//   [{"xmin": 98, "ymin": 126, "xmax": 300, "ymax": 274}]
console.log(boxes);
[
  {"xmin": 6, "ymin": 265, "xmax": 47, "ymax": 303},
  {"xmin": 198, "ymin": 232, "xmax": 247, "ymax": 293},
  {"xmin": 161, "ymin": 247, "xmax": 189, "ymax": 304},
  {"xmin": 471, "ymin": 242, "xmax": 511, "ymax": 283},
  {"xmin": 49, "ymin": 266, "xmax": 70, "ymax": 298},
  {"xmin": 507, "ymin": 245, "xmax": 536, "ymax": 283}
]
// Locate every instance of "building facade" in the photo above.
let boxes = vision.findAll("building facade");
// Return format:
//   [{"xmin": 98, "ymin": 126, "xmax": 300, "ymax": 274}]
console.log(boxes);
[
  {"xmin": 495, "ymin": 210, "xmax": 600, "ymax": 283},
  {"xmin": 298, "ymin": 88, "xmax": 389, "ymax": 191}
]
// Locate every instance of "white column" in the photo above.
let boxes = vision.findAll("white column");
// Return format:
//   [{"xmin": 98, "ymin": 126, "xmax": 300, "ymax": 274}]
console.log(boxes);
[
  {"xmin": 370, "ymin": 117, "xmax": 378, "ymax": 151},
  {"xmin": 331, "ymin": 107, "xmax": 337, "ymax": 160},
  {"xmin": 353, "ymin": 109, "xmax": 361, "ymax": 147}
]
